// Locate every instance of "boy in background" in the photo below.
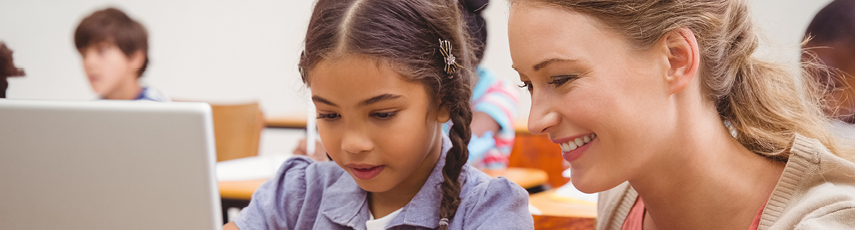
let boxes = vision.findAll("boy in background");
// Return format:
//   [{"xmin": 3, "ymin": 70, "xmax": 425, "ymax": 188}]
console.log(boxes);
[{"xmin": 75, "ymin": 7, "xmax": 168, "ymax": 101}]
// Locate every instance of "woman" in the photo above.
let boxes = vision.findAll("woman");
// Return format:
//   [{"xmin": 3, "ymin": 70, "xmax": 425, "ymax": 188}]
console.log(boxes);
[{"xmin": 507, "ymin": 0, "xmax": 855, "ymax": 229}]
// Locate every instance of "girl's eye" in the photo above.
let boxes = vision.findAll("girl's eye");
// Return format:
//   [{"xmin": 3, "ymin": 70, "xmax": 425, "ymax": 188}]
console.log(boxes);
[
  {"xmin": 518, "ymin": 81, "xmax": 533, "ymax": 92},
  {"xmin": 548, "ymin": 75, "xmax": 578, "ymax": 87},
  {"xmin": 371, "ymin": 111, "xmax": 398, "ymax": 119},
  {"xmin": 316, "ymin": 113, "xmax": 340, "ymax": 120}
]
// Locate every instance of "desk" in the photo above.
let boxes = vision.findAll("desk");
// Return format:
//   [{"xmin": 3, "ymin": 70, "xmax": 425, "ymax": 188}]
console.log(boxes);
[
  {"xmin": 529, "ymin": 190, "xmax": 597, "ymax": 230},
  {"xmin": 219, "ymin": 167, "xmax": 547, "ymax": 200}
]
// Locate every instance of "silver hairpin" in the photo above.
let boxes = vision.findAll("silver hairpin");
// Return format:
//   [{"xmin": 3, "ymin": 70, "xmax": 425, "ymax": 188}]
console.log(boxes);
[{"xmin": 439, "ymin": 39, "xmax": 461, "ymax": 76}]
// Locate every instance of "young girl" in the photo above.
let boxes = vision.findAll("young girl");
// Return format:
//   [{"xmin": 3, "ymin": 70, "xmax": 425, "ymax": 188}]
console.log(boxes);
[
  {"xmin": 508, "ymin": 0, "xmax": 855, "ymax": 229},
  {"xmin": 224, "ymin": 0, "xmax": 533, "ymax": 229}
]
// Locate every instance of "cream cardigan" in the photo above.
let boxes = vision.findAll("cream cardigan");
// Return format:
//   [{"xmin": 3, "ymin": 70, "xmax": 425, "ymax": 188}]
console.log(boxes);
[{"xmin": 596, "ymin": 134, "xmax": 855, "ymax": 230}]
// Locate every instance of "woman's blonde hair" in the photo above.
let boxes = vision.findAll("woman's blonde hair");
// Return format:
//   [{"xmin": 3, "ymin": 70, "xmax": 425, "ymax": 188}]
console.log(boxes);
[{"xmin": 511, "ymin": 0, "xmax": 854, "ymax": 160}]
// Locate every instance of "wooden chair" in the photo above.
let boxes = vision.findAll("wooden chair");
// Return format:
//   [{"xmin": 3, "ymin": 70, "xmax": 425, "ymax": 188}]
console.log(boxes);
[
  {"xmin": 509, "ymin": 121, "xmax": 570, "ymax": 189},
  {"xmin": 210, "ymin": 102, "xmax": 264, "ymax": 162}
]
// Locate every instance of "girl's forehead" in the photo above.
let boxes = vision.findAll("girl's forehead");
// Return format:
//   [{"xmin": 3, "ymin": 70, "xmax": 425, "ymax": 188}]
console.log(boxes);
[{"xmin": 308, "ymin": 55, "xmax": 430, "ymax": 106}]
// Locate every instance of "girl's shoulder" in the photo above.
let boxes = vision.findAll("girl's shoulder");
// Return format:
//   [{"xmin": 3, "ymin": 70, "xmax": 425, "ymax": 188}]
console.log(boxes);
[
  {"xmin": 455, "ymin": 164, "xmax": 535, "ymax": 229},
  {"xmin": 233, "ymin": 156, "xmax": 347, "ymax": 230}
]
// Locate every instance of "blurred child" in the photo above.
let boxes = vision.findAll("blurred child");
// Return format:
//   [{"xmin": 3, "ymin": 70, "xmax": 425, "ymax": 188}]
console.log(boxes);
[
  {"xmin": 803, "ymin": 0, "xmax": 855, "ymax": 153},
  {"xmin": 74, "ymin": 8, "xmax": 169, "ymax": 101},
  {"xmin": 0, "ymin": 42, "xmax": 25, "ymax": 98},
  {"xmin": 225, "ymin": 0, "xmax": 532, "ymax": 229},
  {"xmin": 458, "ymin": 0, "xmax": 519, "ymax": 169}
]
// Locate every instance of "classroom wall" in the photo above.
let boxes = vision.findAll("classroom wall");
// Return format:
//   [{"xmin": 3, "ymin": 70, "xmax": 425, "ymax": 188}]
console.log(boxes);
[{"xmin": 0, "ymin": 0, "xmax": 833, "ymax": 119}]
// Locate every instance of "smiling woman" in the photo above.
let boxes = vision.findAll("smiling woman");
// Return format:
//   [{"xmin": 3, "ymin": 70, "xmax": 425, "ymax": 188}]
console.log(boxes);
[{"xmin": 508, "ymin": 0, "xmax": 855, "ymax": 230}]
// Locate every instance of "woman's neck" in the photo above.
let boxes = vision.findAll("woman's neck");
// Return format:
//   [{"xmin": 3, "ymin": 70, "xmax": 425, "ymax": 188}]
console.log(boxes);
[
  {"xmin": 367, "ymin": 132, "xmax": 444, "ymax": 219},
  {"xmin": 630, "ymin": 97, "xmax": 786, "ymax": 230}
]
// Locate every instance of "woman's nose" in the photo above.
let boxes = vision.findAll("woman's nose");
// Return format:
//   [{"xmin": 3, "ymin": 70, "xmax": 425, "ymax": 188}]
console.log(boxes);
[{"xmin": 527, "ymin": 92, "xmax": 559, "ymax": 135}]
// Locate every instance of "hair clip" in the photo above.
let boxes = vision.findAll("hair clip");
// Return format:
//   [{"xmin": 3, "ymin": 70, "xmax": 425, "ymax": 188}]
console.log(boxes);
[
  {"xmin": 439, "ymin": 39, "xmax": 461, "ymax": 77},
  {"xmin": 438, "ymin": 218, "xmax": 450, "ymax": 227}
]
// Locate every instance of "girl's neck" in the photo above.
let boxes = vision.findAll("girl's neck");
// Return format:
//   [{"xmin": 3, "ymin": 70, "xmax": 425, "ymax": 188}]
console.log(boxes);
[
  {"xmin": 630, "ymin": 100, "xmax": 786, "ymax": 230},
  {"xmin": 367, "ymin": 132, "xmax": 444, "ymax": 219}
]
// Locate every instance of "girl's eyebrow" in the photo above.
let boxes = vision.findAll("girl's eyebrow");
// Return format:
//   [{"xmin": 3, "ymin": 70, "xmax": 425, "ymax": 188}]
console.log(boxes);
[
  {"xmin": 312, "ymin": 96, "xmax": 338, "ymax": 107},
  {"xmin": 359, "ymin": 94, "xmax": 402, "ymax": 106},
  {"xmin": 311, "ymin": 94, "xmax": 403, "ymax": 107}
]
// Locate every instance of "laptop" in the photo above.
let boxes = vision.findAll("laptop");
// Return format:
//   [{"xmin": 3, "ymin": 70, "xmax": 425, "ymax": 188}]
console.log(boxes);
[{"xmin": 0, "ymin": 99, "xmax": 223, "ymax": 230}]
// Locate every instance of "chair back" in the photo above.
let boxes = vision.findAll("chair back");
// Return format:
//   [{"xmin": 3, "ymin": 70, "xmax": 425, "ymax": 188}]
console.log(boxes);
[{"xmin": 210, "ymin": 102, "xmax": 264, "ymax": 162}]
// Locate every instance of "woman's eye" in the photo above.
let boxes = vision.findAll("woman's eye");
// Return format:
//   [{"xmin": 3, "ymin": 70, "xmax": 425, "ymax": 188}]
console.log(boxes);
[
  {"xmin": 518, "ymin": 81, "xmax": 533, "ymax": 92},
  {"xmin": 548, "ymin": 75, "xmax": 577, "ymax": 86},
  {"xmin": 316, "ymin": 113, "xmax": 340, "ymax": 120},
  {"xmin": 371, "ymin": 111, "xmax": 397, "ymax": 119}
]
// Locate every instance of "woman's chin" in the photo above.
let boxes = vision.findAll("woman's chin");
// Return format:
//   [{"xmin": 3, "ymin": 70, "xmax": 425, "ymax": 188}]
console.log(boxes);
[{"xmin": 569, "ymin": 173, "xmax": 622, "ymax": 194}]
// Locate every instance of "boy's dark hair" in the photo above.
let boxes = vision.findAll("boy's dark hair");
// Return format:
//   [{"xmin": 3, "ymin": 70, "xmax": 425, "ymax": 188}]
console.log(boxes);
[
  {"xmin": 74, "ymin": 7, "xmax": 149, "ymax": 78},
  {"xmin": 806, "ymin": 0, "xmax": 855, "ymax": 46},
  {"xmin": 1, "ymin": 42, "xmax": 25, "ymax": 98},
  {"xmin": 300, "ymin": 0, "xmax": 475, "ymax": 228}
]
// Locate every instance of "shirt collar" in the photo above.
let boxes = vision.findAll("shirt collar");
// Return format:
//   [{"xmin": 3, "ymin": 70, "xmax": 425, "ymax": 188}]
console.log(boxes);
[{"xmin": 320, "ymin": 132, "xmax": 454, "ymax": 229}]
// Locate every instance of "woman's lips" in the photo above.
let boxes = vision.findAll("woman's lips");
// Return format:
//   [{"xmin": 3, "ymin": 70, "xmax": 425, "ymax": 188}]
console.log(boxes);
[{"xmin": 347, "ymin": 164, "xmax": 385, "ymax": 180}]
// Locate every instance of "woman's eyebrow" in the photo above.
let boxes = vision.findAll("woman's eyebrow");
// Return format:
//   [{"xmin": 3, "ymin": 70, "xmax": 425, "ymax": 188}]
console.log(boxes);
[{"xmin": 532, "ymin": 58, "xmax": 578, "ymax": 71}]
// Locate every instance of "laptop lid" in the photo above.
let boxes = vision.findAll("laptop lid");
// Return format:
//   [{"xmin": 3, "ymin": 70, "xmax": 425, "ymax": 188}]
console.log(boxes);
[{"xmin": 0, "ymin": 99, "xmax": 222, "ymax": 230}]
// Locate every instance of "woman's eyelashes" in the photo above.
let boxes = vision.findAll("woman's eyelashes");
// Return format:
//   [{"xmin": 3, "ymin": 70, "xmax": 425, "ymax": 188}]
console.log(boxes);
[
  {"xmin": 518, "ymin": 75, "xmax": 578, "ymax": 92},
  {"xmin": 547, "ymin": 75, "xmax": 577, "ymax": 86},
  {"xmin": 518, "ymin": 81, "xmax": 533, "ymax": 92}
]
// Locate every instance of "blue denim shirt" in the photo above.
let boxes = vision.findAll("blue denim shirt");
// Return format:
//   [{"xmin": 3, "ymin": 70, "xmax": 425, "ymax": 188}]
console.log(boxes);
[{"xmin": 235, "ymin": 134, "xmax": 533, "ymax": 230}]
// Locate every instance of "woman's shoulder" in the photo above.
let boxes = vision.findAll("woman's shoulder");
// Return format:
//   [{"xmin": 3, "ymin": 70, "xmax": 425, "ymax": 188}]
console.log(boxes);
[{"xmin": 764, "ymin": 134, "xmax": 855, "ymax": 229}]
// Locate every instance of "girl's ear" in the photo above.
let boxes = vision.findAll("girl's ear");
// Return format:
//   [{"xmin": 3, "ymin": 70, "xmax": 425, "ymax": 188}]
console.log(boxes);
[
  {"xmin": 663, "ymin": 27, "xmax": 700, "ymax": 95},
  {"xmin": 437, "ymin": 104, "xmax": 451, "ymax": 123}
]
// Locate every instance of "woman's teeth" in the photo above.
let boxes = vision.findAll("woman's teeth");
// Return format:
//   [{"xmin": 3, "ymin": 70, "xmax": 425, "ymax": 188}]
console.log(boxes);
[{"xmin": 560, "ymin": 133, "xmax": 596, "ymax": 152}]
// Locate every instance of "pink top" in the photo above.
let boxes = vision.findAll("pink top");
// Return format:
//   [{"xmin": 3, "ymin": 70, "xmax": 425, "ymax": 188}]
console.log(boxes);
[{"xmin": 621, "ymin": 197, "xmax": 765, "ymax": 230}]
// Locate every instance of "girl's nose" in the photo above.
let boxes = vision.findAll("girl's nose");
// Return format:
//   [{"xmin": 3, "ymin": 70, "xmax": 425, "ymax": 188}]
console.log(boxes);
[{"xmin": 341, "ymin": 128, "xmax": 374, "ymax": 154}]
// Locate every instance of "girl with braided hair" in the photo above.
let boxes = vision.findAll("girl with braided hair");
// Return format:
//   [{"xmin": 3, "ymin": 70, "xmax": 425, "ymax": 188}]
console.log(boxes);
[{"xmin": 224, "ymin": 0, "xmax": 533, "ymax": 229}]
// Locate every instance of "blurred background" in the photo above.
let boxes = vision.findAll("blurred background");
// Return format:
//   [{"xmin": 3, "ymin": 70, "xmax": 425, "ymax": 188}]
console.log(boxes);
[{"xmin": 0, "ymin": 0, "xmax": 832, "ymax": 119}]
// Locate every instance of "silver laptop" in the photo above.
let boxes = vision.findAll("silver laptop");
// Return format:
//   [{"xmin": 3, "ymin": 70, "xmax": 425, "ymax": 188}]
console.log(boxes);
[{"xmin": 0, "ymin": 99, "xmax": 223, "ymax": 230}]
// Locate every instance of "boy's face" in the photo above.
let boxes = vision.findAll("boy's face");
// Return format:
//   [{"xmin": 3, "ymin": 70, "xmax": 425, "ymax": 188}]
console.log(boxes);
[{"xmin": 79, "ymin": 42, "xmax": 143, "ymax": 97}]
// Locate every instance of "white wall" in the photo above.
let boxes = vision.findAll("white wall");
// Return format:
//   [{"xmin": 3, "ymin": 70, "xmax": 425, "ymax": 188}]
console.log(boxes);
[{"xmin": 0, "ymin": 0, "xmax": 834, "ymax": 119}]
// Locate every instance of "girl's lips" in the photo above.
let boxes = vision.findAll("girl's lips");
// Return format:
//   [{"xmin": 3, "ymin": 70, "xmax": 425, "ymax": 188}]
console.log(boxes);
[{"xmin": 348, "ymin": 165, "xmax": 385, "ymax": 180}]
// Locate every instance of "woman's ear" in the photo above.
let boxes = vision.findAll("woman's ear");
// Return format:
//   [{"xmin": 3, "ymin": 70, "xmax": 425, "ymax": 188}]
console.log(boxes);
[{"xmin": 663, "ymin": 28, "xmax": 700, "ymax": 95}]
